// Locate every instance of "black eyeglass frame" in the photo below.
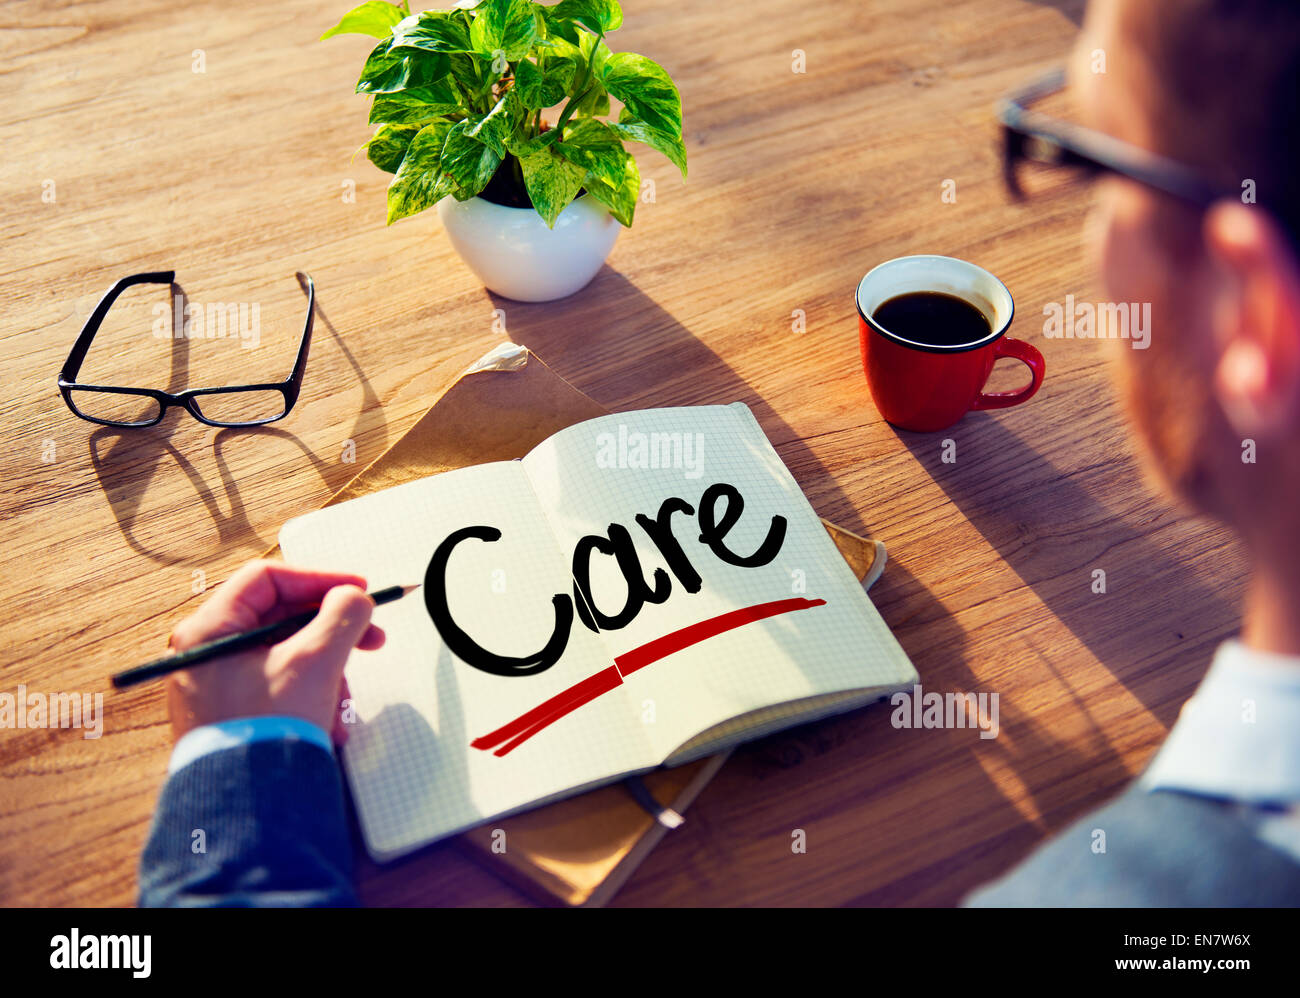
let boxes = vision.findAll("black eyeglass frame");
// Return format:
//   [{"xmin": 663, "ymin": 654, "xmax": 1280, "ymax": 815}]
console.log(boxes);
[
  {"xmin": 997, "ymin": 67, "xmax": 1241, "ymax": 209},
  {"xmin": 57, "ymin": 270, "xmax": 315, "ymax": 428}
]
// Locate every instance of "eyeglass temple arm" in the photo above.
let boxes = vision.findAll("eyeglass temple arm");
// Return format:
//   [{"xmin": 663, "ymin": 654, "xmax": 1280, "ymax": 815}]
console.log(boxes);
[
  {"xmin": 59, "ymin": 271, "xmax": 175, "ymax": 384},
  {"xmin": 286, "ymin": 272, "xmax": 315, "ymax": 396},
  {"xmin": 1000, "ymin": 66, "xmax": 1067, "ymax": 115},
  {"xmin": 996, "ymin": 68, "xmax": 1067, "ymax": 201},
  {"xmin": 996, "ymin": 66, "xmax": 1224, "ymax": 208}
]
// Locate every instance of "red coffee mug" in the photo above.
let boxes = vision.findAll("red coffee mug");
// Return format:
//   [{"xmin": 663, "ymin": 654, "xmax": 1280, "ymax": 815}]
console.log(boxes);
[{"xmin": 855, "ymin": 255, "xmax": 1045, "ymax": 432}]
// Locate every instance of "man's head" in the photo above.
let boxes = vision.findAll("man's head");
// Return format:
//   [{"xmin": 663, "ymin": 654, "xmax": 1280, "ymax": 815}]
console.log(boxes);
[{"xmin": 1070, "ymin": 0, "xmax": 1300, "ymax": 549}]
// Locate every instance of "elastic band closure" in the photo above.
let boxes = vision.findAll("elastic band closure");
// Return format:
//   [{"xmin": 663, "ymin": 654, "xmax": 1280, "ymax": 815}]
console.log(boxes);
[{"xmin": 622, "ymin": 776, "xmax": 685, "ymax": 829}]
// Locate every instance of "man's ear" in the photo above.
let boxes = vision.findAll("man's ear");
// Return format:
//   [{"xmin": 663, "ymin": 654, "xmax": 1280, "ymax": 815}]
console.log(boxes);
[{"xmin": 1204, "ymin": 200, "xmax": 1300, "ymax": 441}]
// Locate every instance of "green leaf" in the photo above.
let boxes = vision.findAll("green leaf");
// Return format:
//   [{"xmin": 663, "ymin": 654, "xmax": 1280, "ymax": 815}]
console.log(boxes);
[
  {"xmin": 445, "ymin": 52, "xmax": 482, "ymax": 93},
  {"xmin": 369, "ymin": 80, "xmax": 462, "ymax": 123},
  {"xmin": 539, "ymin": 33, "xmax": 583, "ymax": 76},
  {"xmin": 519, "ymin": 145, "xmax": 586, "ymax": 227},
  {"xmin": 556, "ymin": 118, "xmax": 626, "ymax": 190},
  {"xmin": 513, "ymin": 56, "xmax": 573, "ymax": 109},
  {"xmin": 609, "ymin": 108, "xmax": 686, "ymax": 178},
  {"xmin": 536, "ymin": 4, "xmax": 580, "ymax": 45},
  {"xmin": 466, "ymin": 90, "xmax": 524, "ymax": 157},
  {"xmin": 568, "ymin": 32, "xmax": 612, "ymax": 114},
  {"xmin": 550, "ymin": 0, "xmax": 623, "ymax": 35},
  {"xmin": 322, "ymin": 1, "xmax": 406, "ymax": 40},
  {"xmin": 600, "ymin": 51, "xmax": 682, "ymax": 138},
  {"xmin": 356, "ymin": 39, "xmax": 405, "ymax": 93},
  {"xmin": 469, "ymin": 0, "xmax": 537, "ymax": 62},
  {"xmin": 356, "ymin": 39, "xmax": 449, "ymax": 94},
  {"xmin": 543, "ymin": 32, "xmax": 609, "ymax": 117},
  {"xmin": 505, "ymin": 125, "xmax": 558, "ymax": 158},
  {"xmin": 387, "ymin": 120, "xmax": 456, "ymax": 223},
  {"xmin": 364, "ymin": 123, "xmax": 421, "ymax": 173},
  {"xmin": 390, "ymin": 10, "xmax": 474, "ymax": 53},
  {"xmin": 440, "ymin": 119, "xmax": 503, "ymax": 197},
  {"xmin": 574, "ymin": 83, "xmax": 609, "ymax": 117},
  {"xmin": 583, "ymin": 149, "xmax": 638, "ymax": 226},
  {"xmin": 578, "ymin": 30, "xmax": 612, "ymax": 79}
]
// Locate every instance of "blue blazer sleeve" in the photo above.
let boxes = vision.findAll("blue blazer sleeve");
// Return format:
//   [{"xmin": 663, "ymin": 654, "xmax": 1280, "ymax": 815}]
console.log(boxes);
[{"xmin": 138, "ymin": 738, "xmax": 359, "ymax": 907}]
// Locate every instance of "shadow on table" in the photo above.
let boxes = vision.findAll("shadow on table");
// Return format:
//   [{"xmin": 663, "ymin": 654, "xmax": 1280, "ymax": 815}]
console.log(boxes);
[
  {"xmin": 895, "ymin": 412, "xmax": 1236, "ymax": 728},
  {"xmin": 88, "ymin": 282, "xmax": 387, "ymax": 563}
]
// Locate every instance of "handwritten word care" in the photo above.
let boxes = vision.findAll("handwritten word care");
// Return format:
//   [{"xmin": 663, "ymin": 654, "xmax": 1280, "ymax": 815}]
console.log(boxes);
[{"xmin": 423, "ymin": 482, "xmax": 787, "ymax": 677}]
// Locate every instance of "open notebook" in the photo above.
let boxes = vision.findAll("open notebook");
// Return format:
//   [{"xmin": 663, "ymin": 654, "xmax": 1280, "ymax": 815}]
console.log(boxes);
[{"xmin": 279, "ymin": 402, "xmax": 917, "ymax": 861}]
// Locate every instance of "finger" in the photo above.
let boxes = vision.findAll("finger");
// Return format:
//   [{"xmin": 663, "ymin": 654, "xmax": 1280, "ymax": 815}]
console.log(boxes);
[
  {"xmin": 356, "ymin": 623, "xmax": 386, "ymax": 652},
  {"xmin": 275, "ymin": 585, "xmax": 374, "ymax": 678},
  {"xmin": 169, "ymin": 560, "xmax": 368, "ymax": 650},
  {"xmin": 217, "ymin": 560, "xmax": 369, "ymax": 623}
]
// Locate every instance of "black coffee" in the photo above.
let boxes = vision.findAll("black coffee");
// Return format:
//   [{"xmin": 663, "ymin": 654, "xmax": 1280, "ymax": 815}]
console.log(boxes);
[{"xmin": 872, "ymin": 291, "xmax": 991, "ymax": 347}]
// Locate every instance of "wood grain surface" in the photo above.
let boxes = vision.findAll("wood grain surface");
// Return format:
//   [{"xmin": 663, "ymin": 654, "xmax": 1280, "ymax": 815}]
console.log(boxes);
[{"xmin": 0, "ymin": 0, "xmax": 1247, "ymax": 907}]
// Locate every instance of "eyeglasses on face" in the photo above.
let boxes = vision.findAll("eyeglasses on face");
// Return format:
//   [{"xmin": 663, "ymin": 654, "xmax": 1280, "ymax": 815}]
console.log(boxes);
[
  {"xmin": 997, "ymin": 67, "xmax": 1240, "ymax": 208},
  {"xmin": 57, "ymin": 270, "xmax": 314, "ymax": 428}
]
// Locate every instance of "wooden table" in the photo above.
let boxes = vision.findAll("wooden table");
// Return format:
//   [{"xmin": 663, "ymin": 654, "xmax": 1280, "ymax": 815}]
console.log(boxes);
[{"xmin": 0, "ymin": 0, "xmax": 1247, "ymax": 907}]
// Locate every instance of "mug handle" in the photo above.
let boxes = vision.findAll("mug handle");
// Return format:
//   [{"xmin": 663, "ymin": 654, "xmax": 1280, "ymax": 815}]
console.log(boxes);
[{"xmin": 971, "ymin": 338, "xmax": 1045, "ymax": 411}]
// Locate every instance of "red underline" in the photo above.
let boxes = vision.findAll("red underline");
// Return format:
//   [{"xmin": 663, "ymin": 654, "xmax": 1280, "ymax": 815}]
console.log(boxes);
[{"xmin": 470, "ymin": 597, "xmax": 827, "ymax": 756}]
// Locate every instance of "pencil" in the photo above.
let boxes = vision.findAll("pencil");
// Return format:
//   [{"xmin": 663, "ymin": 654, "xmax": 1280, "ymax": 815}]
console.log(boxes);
[{"xmin": 110, "ymin": 584, "xmax": 420, "ymax": 689}]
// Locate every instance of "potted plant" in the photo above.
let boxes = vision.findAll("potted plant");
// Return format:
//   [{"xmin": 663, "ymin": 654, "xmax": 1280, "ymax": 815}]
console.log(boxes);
[{"xmin": 323, "ymin": 0, "xmax": 688, "ymax": 302}]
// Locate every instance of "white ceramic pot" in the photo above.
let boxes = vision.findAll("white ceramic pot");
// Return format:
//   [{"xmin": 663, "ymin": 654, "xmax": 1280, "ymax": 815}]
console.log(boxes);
[{"xmin": 436, "ymin": 193, "xmax": 620, "ymax": 302}]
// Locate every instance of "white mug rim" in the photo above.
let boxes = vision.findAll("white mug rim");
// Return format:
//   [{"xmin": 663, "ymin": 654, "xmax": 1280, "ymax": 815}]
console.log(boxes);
[{"xmin": 855, "ymin": 255, "xmax": 1015, "ymax": 353}]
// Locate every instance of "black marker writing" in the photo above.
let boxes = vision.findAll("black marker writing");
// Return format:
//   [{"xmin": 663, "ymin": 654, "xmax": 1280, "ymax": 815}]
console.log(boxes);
[{"xmin": 423, "ymin": 483, "xmax": 788, "ymax": 676}]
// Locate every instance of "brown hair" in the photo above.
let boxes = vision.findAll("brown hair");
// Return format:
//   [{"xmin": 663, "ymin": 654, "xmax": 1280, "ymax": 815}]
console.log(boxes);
[{"xmin": 1124, "ymin": 0, "xmax": 1300, "ymax": 250}]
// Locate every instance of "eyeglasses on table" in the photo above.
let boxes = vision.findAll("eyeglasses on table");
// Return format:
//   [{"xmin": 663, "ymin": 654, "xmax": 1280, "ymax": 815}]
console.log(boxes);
[{"xmin": 57, "ymin": 270, "xmax": 314, "ymax": 428}]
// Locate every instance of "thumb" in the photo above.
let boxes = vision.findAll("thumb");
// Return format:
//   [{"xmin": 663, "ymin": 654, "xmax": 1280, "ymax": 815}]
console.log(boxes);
[{"xmin": 276, "ymin": 585, "xmax": 375, "ymax": 678}]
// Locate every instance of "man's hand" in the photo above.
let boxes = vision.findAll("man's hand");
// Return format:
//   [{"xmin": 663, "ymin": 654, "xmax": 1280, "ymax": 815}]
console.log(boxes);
[{"xmin": 164, "ymin": 560, "xmax": 386, "ymax": 745}]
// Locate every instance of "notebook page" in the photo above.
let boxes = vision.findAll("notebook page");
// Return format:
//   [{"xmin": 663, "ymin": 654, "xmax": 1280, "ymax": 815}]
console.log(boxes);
[
  {"xmin": 521, "ymin": 404, "xmax": 917, "ymax": 763},
  {"xmin": 277, "ymin": 460, "xmax": 655, "ymax": 860}
]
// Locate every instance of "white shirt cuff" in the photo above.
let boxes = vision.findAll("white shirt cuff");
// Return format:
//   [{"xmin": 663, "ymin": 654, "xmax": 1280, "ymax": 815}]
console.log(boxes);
[{"xmin": 167, "ymin": 716, "xmax": 333, "ymax": 775}]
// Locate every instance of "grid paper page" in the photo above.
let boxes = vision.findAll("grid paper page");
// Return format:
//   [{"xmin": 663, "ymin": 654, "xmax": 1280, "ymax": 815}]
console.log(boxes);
[
  {"xmin": 522, "ymin": 403, "xmax": 918, "ymax": 762},
  {"xmin": 278, "ymin": 460, "xmax": 654, "ymax": 860}
]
